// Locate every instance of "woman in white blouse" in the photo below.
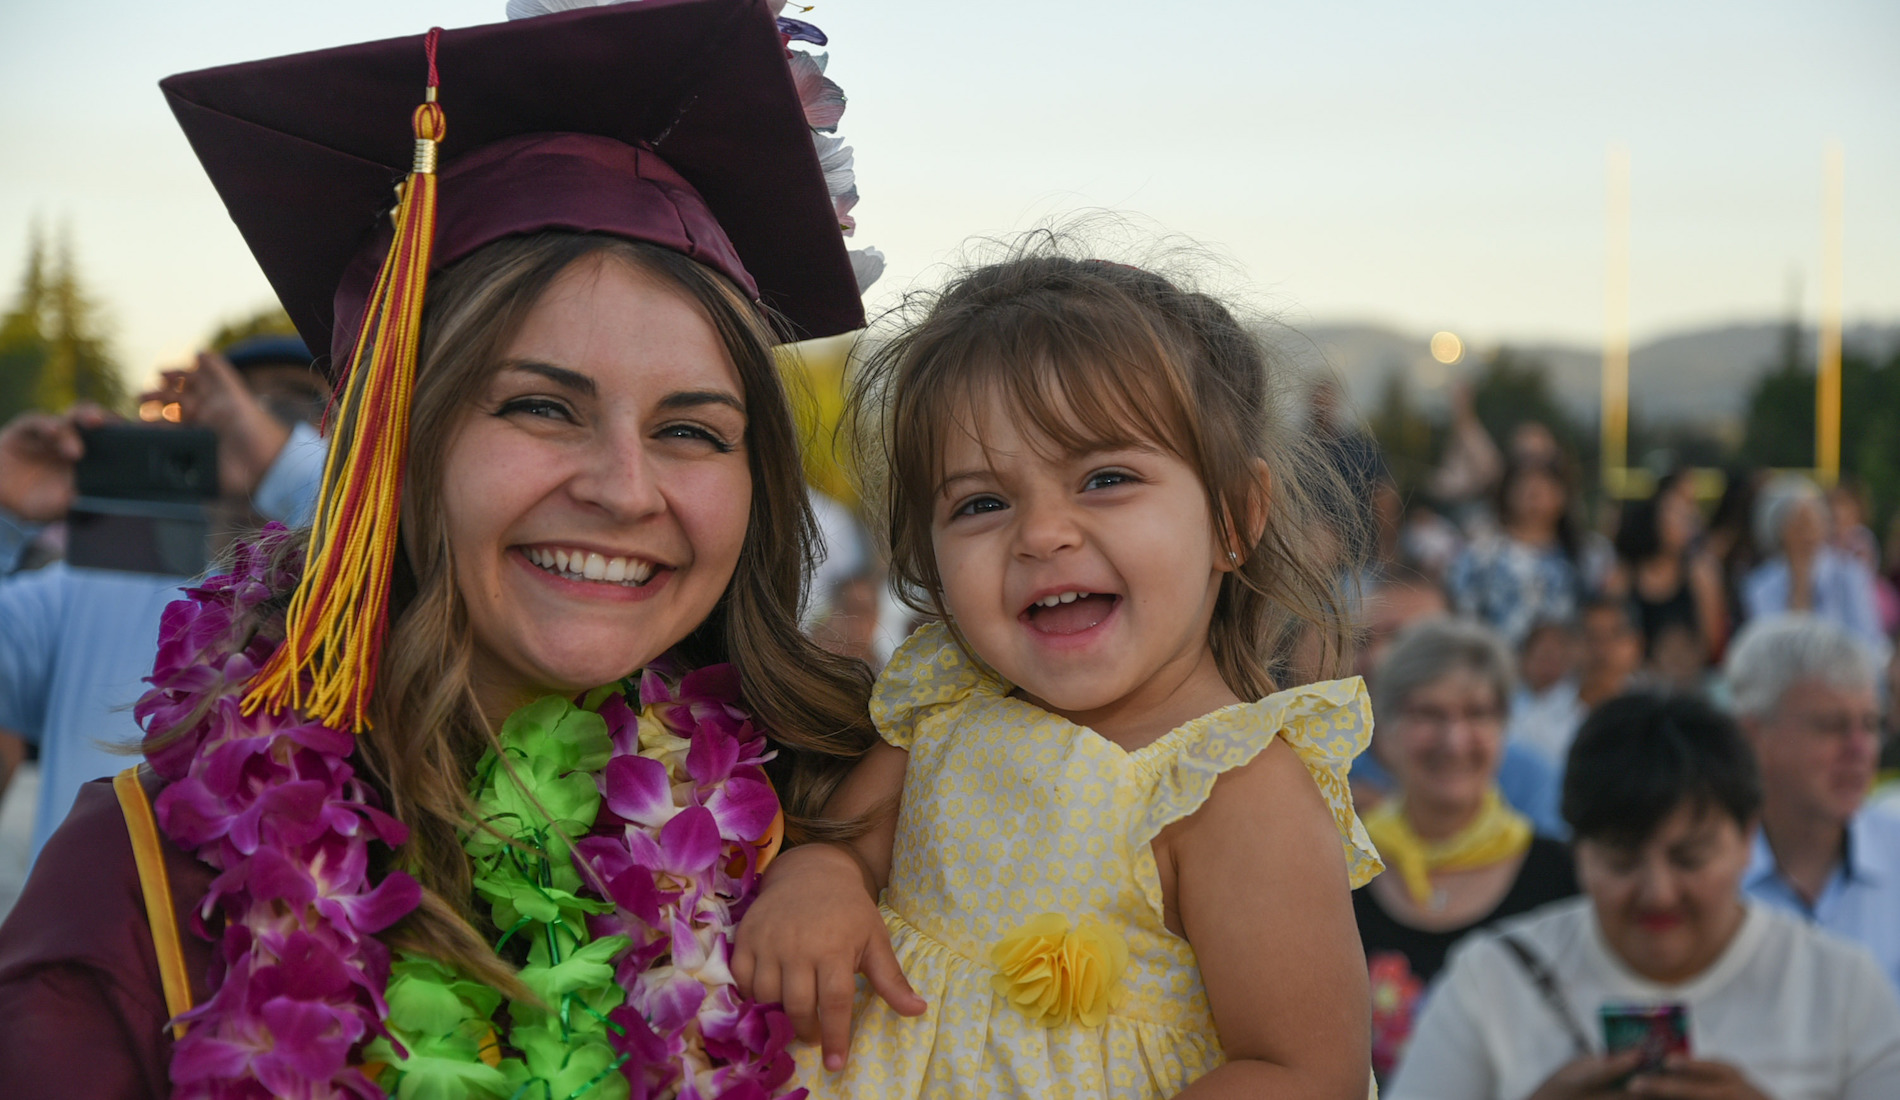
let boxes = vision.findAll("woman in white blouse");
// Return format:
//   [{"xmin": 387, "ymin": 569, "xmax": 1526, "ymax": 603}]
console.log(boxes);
[{"xmin": 1389, "ymin": 693, "xmax": 1900, "ymax": 1100}]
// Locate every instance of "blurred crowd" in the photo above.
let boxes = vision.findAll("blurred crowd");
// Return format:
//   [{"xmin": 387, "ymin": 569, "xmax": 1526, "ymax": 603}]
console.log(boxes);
[
  {"xmin": 3, "ymin": 355, "xmax": 1899, "ymax": 1095},
  {"xmin": 1314, "ymin": 381, "xmax": 1900, "ymax": 1095}
]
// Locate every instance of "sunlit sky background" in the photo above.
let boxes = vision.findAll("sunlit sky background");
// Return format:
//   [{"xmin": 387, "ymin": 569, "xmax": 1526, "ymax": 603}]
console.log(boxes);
[{"xmin": 2, "ymin": 0, "xmax": 1896, "ymax": 388}]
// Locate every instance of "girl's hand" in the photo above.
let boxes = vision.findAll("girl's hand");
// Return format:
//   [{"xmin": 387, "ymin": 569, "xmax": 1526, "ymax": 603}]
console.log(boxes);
[
  {"xmin": 1628, "ymin": 1058, "xmax": 1772, "ymax": 1100},
  {"xmin": 1527, "ymin": 1051, "xmax": 1645, "ymax": 1100},
  {"xmin": 731, "ymin": 842, "xmax": 925, "ymax": 1070},
  {"xmin": 732, "ymin": 740, "xmax": 919, "ymax": 1071}
]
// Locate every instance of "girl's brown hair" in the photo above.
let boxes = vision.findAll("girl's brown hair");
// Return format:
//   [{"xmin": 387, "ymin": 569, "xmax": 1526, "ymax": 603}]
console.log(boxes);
[
  {"xmin": 178, "ymin": 232, "xmax": 875, "ymax": 994},
  {"xmin": 851, "ymin": 238, "xmax": 1365, "ymax": 699}
]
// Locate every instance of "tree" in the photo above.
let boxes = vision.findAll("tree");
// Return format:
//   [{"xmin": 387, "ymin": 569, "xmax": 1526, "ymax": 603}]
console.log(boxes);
[
  {"xmin": 206, "ymin": 305, "xmax": 297, "ymax": 350},
  {"xmin": 1366, "ymin": 369, "xmax": 1439, "ymax": 498},
  {"xmin": 36, "ymin": 228, "xmax": 127, "ymax": 412},
  {"xmin": 1740, "ymin": 340, "xmax": 1900, "ymax": 533},
  {"xmin": 0, "ymin": 223, "xmax": 127, "ymax": 421},
  {"xmin": 0, "ymin": 228, "xmax": 50, "ymax": 424},
  {"xmin": 1469, "ymin": 347, "xmax": 1586, "ymax": 464}
]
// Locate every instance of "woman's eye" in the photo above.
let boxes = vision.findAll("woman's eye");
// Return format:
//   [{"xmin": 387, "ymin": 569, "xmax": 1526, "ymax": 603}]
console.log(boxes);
[
  {"xmin": 1669, "ymin": 848, "xmax": 1712, "ymax": 872},
  {"xmin": 1084, "ymin": 469, "xmax": 1134, "ymax": 491},
  {"xmin": 657, "ymin": 423, "xmax": 735, "ymax": 453},
  {"xmin": 496, "ymin": 396, "xmax": 574, "ymax": 422},
  {"xmin": 1598, "ymin": 853, "xmax": 1641, "ymax": 876},
  {"xmin": 954, "ymin": 495, "xmax": 1006, "ymax": 517}
]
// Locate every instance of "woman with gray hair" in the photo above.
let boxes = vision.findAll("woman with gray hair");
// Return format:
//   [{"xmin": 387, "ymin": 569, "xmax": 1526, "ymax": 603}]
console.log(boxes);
[
  {"xmin": 1742, "ymin": 475, "xmax": 1887, "ymax": 656},
  {"xmin": 1357, "ymin": 616, "xmax": 1579, "ymax": 1082}
]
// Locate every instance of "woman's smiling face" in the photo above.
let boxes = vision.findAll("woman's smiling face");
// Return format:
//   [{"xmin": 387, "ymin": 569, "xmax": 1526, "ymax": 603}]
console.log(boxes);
[
  {"xmin": 1575, "ymin": 801, "xmax": 1753, "ymax": 985},
  {"xmin": 930, "ymin": 389, "xmax": 1234, "ymax": 731},
  {"xmin": 440, "ymin": 254, "xmax": 752, "ymax": 716}
]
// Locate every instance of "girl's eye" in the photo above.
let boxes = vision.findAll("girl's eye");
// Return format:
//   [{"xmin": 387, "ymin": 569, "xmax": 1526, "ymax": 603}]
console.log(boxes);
[
  {"xmin": 496, "ymin": 396, "xmax": 574, "ymax": 422},
  {"xmin": 1083, "ymin": 469, "xmax": 1135, "ymax": 491},
  {"xmin": 658, "ymin": 423, "xmax": 735, "ymax": 453},
  {"xmin": 954, "ymin": 495, "xmax": 1007, "ymax": 517}
]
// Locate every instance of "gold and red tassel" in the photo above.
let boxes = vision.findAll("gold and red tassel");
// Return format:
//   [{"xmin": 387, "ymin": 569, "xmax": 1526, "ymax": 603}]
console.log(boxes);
[{"xmin": 243, "ymin": 29, "xmax": 446, "ymax": 733}]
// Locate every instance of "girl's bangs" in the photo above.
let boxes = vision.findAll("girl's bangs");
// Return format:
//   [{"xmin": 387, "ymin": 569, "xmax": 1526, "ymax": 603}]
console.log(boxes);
[{"xmin": 918, "ymin": 314, "xmax": 1196, "ymax": 484}]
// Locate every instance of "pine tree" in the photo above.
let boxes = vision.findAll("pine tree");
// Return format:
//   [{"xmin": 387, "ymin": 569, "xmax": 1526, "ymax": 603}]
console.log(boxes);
[
  {"xmin": 33, "ymin": 226, "xmax": 127, "ymax": 412},
  {"xmin": 0, "ymin": 226, "xmax": 50, "ymax": 423}
]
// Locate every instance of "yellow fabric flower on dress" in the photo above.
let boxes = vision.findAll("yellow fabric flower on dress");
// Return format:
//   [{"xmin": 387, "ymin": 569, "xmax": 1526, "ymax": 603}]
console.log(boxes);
[{"xmin": 990, "ymin": 913, "xmax": 1129, "ymax": 1028}]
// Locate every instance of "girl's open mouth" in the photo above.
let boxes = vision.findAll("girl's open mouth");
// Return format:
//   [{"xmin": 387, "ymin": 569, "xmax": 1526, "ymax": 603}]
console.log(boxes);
[
  {"xmin": 1022, "ymin": 591, "xmax": 1119, "ymax": 636},
  {"xmin": 522, "ymin": 545, "xmax": 663, "ymax": 587}
]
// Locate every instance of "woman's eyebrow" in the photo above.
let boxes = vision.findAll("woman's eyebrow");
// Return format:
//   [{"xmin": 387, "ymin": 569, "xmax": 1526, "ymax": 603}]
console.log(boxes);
[
  {"xmin": 658, "ymin": 390, "xmax": 746, "ymax": 415},
  {"xmin": 502, "ymin": 359, "xmax": 596, "ymax": 396}
]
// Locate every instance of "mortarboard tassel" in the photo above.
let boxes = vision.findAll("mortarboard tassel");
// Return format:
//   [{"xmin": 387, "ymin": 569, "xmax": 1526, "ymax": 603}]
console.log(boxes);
[{"xmin": 244, "ymin": 28, "xmax": 446, "ymax": 733}]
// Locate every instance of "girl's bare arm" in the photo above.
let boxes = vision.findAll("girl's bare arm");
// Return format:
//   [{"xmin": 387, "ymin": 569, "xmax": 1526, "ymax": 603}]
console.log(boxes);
[{"xmin": 1164, "ymin": 738, "xmax": 1372, "ymax": 1099}]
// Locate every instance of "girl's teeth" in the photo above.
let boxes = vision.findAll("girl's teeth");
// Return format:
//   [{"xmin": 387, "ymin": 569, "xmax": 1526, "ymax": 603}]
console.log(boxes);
[
  {"xmin": 525, "ymin": 548, "xmax": 658, "ymax": 586},
  {"xmin": 1035, "ymin": 591, "xmax": 1088, "ymax": 608}
]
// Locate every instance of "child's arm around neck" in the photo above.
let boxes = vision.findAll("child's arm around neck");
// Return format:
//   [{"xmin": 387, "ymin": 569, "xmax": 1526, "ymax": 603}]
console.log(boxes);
[
  {"xmin": 1159, "ymin": 736, "xmax": 1373, "ymax": 1098},
  {"xmin": 731, "ymin": 740, "xmax": 918, "ymax": 1070}
]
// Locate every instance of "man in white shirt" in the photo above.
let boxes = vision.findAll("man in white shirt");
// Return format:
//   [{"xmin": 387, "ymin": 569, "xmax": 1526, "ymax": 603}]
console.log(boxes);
[{"xmin": 1727, "ymin": 614, "xmax": 1900, "ymax": 996}]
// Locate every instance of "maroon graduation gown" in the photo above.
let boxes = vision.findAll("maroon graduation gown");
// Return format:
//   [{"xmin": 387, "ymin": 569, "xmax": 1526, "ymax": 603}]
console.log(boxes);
[{"xmin": 0, "ymin": 771, "xmax": 215, "ymax": 1097}]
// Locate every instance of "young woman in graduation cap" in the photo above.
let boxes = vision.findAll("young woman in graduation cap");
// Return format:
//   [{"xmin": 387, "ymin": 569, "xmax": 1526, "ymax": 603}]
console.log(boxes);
[{"xmin": 0, "ymin": 2, "xmax": 881, "ymax": 1097}]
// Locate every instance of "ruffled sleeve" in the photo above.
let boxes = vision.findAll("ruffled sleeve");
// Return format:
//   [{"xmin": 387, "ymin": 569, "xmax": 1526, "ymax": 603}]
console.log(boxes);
[
  {"xmin": 1133, "ymin": 677, "xmax": 1384, "ymax": 890},
  {"xmin": 868, "ymin": 621, "xmax": 1001, "ymax": 751}
]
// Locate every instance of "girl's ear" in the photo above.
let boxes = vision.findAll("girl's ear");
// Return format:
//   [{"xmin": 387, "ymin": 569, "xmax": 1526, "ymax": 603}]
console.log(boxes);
[{"xmin": 1218, "ymin": 458, "xmax": 1273, "ymax": 571}]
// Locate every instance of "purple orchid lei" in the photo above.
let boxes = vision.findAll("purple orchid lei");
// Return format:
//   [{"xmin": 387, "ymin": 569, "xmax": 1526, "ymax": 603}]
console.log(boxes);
[
  {"xmin": 136, "ymin": 526, "xmax": 803, "ymax": 1100},
  {"xmin": 137, "ymin": 526, "xmax": 419, "ymax": 1099},
  {"xmin": 578, "ymin": 665, "xmax": 803, "ymax": 1100}
]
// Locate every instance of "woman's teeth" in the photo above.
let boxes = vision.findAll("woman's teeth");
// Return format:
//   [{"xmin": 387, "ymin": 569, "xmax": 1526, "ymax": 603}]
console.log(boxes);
[
  {"xmin": 524, "ymin": 547, "xmax": 657, "ymax": 586},
  {"xmin": 1032, "ymin": 591, "xmax": 1089, "ymax": 608}
]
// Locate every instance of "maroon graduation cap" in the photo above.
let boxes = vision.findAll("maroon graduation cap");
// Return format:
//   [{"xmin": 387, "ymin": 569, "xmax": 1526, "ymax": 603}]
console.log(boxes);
[
  {"xmin": 162, "ymin": 0, "xmax": 864, "ymax": 370},
  {"xmin": 159, "ymin": 0, "xmax": 863, "ymax": 733}
]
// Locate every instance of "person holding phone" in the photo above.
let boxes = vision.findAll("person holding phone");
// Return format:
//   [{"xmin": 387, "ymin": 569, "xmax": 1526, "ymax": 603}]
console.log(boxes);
[
  {"xmin": 1387, "ymin": 693, "xmax": 1900, "ymax": 1100},
  {"xmin": 0, "ymin": 338, "xmax": 327, "ymax": 879}
]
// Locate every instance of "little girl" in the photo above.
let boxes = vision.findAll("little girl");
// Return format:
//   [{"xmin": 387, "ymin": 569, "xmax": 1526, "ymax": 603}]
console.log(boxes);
[{"xmin": 734, "ymin": 248, "xmax": 1384, "ymax": 1098}]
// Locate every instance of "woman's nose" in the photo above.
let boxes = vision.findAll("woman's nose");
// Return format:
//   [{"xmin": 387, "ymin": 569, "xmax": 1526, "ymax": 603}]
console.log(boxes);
[
  {"xmin": 1632, "ymin": 858, "xmax": 1680, "ymax": 908},
  {"xmin": 571, "ymin": 429, "xmax": 666, "ymax": 519}
]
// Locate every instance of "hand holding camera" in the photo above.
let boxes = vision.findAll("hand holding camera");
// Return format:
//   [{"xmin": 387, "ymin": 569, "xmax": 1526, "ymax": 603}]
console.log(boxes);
[{"xmin": 0, "ymin": 403, "xmax": 113, "ymax": 523}]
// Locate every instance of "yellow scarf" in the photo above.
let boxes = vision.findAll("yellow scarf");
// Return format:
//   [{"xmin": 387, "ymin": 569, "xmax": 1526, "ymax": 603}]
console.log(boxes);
[{"xmin": 1364, "ymin": 788, "xmax": 1533, "ymax": 906}]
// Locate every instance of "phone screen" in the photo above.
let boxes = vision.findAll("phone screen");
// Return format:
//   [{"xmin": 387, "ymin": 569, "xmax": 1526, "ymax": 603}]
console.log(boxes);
[
  {"xmin": 67, "ymin": 425, "xmax": 218, "ymax": 575},
  {"xmin": 1600, "ymin": 1002, "xmax": 1690, "ymax": 1075}
]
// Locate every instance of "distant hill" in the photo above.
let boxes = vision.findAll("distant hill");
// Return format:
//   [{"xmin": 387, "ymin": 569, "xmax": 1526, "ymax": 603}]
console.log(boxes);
[{"xmin": 1272, "ymin": 320, "xmax": 1900, "ymax": 427}]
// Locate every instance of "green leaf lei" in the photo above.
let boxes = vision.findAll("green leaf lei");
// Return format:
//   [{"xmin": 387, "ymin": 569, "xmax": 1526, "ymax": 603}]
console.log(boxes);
[{"xmin": 366, "ymin": 694, "xmax": 630, "ymax": 1100}]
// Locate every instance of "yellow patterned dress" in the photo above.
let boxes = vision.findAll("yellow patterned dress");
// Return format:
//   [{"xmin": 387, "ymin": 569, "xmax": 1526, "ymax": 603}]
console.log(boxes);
[{"xmin": 793, "ymin": 623, "xmax": 1383, "ymax": 1099}]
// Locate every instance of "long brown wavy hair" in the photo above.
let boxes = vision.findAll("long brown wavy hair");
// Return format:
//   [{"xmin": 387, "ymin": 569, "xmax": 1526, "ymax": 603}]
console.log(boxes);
[
  {"xmin": 850, "ymin": 236, "xmax": 1366, "ymax": 699},
  {"xmin": 194, "ymin": 232, "xmax": 876, "ymax": 994}
]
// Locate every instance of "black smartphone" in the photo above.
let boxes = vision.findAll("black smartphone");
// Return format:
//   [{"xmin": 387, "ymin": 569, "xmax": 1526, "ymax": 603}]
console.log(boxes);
[
  {"xmin": 67, "ymin": 425, "xmax": 219, "ymax": 576},
  {"xmin": 74, "ymin": 425, "xmax": 219, "ymax": 502},
  {"xmin": 1601, "ymin": 1002, "xmax": 1690, "ymax": 1076}
]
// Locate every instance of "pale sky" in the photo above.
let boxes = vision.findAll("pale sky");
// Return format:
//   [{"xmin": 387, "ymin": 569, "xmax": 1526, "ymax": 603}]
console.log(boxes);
[{"xmin": 2, "ymin": 0, "xmax": 1896, "ymax": 387}]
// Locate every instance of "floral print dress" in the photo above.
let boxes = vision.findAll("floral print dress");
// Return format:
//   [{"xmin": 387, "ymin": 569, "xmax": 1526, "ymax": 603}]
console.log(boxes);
[{"xmin": 793, "ymin": 623, "xmax": 1382, "ymax": 1099}]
